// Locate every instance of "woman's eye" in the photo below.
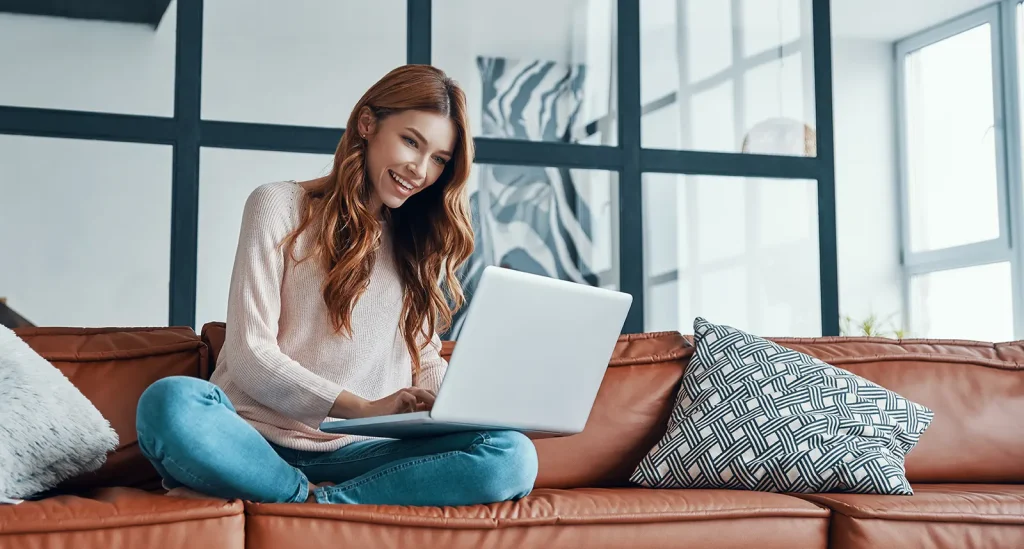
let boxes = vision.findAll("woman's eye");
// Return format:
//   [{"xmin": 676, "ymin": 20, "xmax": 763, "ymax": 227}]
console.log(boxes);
[
  {"xmin": 433, "ymin": 156, "xmax": 448, "ymax": 165},
  {"xmin": 403, "ymin": 136, "xmax": 417, "ymax": 147}
]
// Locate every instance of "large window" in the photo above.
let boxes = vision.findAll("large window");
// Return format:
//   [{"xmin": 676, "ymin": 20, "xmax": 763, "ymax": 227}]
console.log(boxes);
[
  {"xmin": 0, "ymin": 0, "xmax": 839, "ymax": 338},
  {"xmin": 896, "ymin": 3, "xmax": 1019, "ymax": 341}
]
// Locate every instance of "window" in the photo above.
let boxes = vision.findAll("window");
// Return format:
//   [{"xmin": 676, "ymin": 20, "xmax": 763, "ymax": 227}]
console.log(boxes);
[
  {"xmin": 452, "ymin": 164, "xmax": 618, "ymax": 336},
  {"xmin": 196, "ymin": 148, "xmax": 334, "ymax": 329},
  {"xmin": 0, "ymin": 2, "xmax": 838, "ymax": 335},
  {"xmin": 201, "ymin": 0, "xmax": 406, "ymax": 127},
  {"xmin": 642, "ymin": 173, "xmax": 820, "ymax": 336},
  {"xmin": 0, "ymin": 1, "xmax": 176, "ymax": 115},
  {"xmin": 0, "ymin": 136, "xmax": 173, "ymax": 327},
  {"xmin": 897, "ymin": 4, "xmax": 1016, "ymax": 341},
  {"xmin": 433, "ymin": 0, "xmax": 617, "ymax": 146},
  {"xmin": 640, "ymin": 0, "xmax": 816, "ymax": 156}
]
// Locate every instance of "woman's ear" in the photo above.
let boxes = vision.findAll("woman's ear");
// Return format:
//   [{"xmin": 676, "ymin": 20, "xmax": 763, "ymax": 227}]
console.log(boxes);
[{"xmin": 357, "ymin": 107, "xmax": 376, "ymax": 139}]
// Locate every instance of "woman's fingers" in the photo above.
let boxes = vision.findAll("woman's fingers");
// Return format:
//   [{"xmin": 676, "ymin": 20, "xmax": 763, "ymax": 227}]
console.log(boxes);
[
  {"xmin": 397, "ymin": 392, "xmax": 418, "ymax": 413},
  {"xmin": 403, "ymin": 387, "xmax": 436, "ymax": 406}
]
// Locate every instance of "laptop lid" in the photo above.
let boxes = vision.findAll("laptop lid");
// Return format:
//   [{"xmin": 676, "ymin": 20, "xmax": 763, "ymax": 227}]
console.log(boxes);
[{"xmin": 430, "ymin": 266, "xmax": 632, "ymax": 434}]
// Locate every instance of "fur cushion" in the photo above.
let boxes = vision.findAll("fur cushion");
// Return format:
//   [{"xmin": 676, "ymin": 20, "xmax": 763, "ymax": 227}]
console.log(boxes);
[{"xmin": 0, "ymin": 326, "xmax": 118, "ymax": 499}]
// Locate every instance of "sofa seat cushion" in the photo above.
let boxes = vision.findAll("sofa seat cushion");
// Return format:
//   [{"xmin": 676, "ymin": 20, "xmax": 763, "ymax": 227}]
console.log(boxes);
[
  {"xmin": 0, "ymin": 487, "xmax": 243, "ymax": 548},
  {"xmin": 244, "ymin": 488, "xmax": 829, "ymax": 549},
  {"xmin": 797, "ymin": 484, "xmax": 1024, "ymax": 549}
]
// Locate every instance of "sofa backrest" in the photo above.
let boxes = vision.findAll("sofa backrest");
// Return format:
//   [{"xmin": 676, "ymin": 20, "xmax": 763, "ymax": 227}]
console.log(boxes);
[
  {"xmin": 202, "ymin": 322, "xmax": 1024, "ymax": 485},
  {"xmin": 15, "ymin": 326, "xmax": 208, "ymax": 492},
  {"xmin": 202, "ymin": 321, "xmax": 689, "ymax": 490},
  {"xmin": 770, "ymin": 336, "xmax": 1024, "ymax": 484},
  {"xmin": 441, "ymin": 332, "xmax": 689, "ymax": 489}
]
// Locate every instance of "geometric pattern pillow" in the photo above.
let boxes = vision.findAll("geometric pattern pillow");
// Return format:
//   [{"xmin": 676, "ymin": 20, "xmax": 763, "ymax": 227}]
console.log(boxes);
[{"xmin": 630, "ymin": 318, "xmax": 934, "ymax": 495}]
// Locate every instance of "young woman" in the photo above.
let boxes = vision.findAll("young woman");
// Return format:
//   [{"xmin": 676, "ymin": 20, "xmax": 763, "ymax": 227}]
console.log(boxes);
[{"xmin": 135, "ymin": 65, "xmax": 538, "ymax": 506}]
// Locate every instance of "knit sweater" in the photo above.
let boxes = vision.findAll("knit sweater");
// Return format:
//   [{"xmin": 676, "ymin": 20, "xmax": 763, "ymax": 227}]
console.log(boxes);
[{"xmin": 208, "ymin": 181, "xmax": 447, "ymax": 452}]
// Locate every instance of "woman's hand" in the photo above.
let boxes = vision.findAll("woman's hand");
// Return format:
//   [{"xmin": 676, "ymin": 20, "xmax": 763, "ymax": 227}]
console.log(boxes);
[
  {"xmin": 330, "ymin": 388, "xmax": 435, "ymax": 419},
  {"xmin": 359, "ymin": 388, "xmax": 436, "ymax": 418}
]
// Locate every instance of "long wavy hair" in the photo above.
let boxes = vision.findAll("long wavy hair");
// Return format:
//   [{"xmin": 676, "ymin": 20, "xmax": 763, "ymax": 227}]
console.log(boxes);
[{"xmin": 281, "ymin": 65, "xmax": 475, "ymax": 373}]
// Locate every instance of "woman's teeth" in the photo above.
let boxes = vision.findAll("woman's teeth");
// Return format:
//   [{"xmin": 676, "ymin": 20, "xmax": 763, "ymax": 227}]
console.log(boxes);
[{"xmin": 389, "ymin": 169, "xmax": 414, "ymax": 191}]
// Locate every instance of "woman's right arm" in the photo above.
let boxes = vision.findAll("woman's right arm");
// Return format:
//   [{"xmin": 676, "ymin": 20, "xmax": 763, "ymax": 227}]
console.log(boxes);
[{"xmin": 222, "ymin": 185, "xmax": 355, "ymax": 428}]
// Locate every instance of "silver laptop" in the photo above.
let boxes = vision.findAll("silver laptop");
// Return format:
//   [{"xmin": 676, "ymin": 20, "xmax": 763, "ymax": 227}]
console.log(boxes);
[{"xmin": 319, "ymin": 266, "xmax": 632, "ymax": 439}]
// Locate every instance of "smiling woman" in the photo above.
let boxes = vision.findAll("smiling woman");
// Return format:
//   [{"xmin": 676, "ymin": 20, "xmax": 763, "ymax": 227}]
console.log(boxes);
[
  {"xmin": 135, "ymin": 65, "xmax": 539, "ymax": 507},
  {"xmin": 359, "ymin": 109, "xmax": 457, "ymax": 210}
]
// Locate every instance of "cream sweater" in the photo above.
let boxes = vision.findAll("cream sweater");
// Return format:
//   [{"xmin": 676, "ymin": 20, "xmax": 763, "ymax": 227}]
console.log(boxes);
[{"xmin": 208, "ymin": 181, "xmax": 447, "ymax": 452}]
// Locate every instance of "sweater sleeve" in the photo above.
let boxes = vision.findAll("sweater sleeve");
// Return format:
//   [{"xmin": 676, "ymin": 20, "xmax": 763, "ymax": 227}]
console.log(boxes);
[
  {"xmin": 413, "ymin": 331, "xmax": 448, "ymax": 393},
  {"xmin": 220, "ymin": 184, "xmax": 345, "ymax": 428}
]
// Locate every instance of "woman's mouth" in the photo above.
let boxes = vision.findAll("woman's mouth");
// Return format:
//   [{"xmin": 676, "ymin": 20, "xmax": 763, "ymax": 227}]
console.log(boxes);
[{"xmin": 388, "ymin": 169, "xmax": 415, "ymax": 194}]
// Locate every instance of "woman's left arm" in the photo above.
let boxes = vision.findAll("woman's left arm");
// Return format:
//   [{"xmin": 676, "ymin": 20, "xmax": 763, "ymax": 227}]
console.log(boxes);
[{"xmin": 413, "ymin": 332, "xmax": 448, "ymax": 394}]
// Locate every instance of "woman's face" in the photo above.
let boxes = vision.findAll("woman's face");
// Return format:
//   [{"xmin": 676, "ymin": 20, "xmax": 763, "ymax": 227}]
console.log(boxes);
[{"xmin": 358, "ymin": 108, "xmax": 457, "ymax": 211}]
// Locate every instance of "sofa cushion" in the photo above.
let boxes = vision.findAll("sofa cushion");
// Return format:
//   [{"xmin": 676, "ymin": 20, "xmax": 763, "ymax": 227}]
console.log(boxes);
[
  {"xmin": 202, "ymin": 322, "xmax": 693, "ymax": 490},
  {"xmin": 0, "ymin": 487, "xmax": 243, "ymax": 548},
  {"xmin": 772, "ymin": 337, "xmax": 1024, "ymax": 483},
  {"xmin": 634, "ymin": 318, "xmax": 933, "ymax": 495},
  {"xmin": 244, "ymin": 488, "xmax": 829, "ymax": 549},
  {"xmin": 796, "ymin": 484, "xmax": 1024, "ymax": 549},
  {"xmin": 201, "ymin": 322, "xmax": 226, "ymax": 373},
  {"xmin": 13, "ymin": 327, "xmax": 209, "ymax": 492}
]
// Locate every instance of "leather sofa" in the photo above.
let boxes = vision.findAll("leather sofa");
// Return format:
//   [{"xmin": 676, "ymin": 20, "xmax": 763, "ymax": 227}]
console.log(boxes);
[{"xmin": 2, "ymin": 323, "xmax": 1021, "ymax": 549}]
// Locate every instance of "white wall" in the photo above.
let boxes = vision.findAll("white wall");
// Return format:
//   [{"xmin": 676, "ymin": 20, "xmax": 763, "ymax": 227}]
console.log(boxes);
[{"xmin": 831, "ymin": 38, "xmax": 904, "ymax": 334}]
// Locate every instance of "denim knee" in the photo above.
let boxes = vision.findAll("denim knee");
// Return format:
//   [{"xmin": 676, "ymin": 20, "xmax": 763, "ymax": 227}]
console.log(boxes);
[
  {"xmin": 474, "ymin": 430, "xmax": 539, "ymax": 501},
  {"xmin": 136, "ymin": 376, "xmax": 219, "ymax": 445}
]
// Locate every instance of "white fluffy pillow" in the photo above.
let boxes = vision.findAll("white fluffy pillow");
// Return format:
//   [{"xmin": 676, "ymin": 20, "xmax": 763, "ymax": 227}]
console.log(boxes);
[{"xmin": 0, "ymin": 326, "xmax": 119, "ymax": 499}]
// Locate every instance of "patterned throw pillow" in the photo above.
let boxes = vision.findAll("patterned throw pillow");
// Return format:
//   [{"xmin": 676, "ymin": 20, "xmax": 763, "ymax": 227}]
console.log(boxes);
[{"xmin": 630, "ymin": 318, "xmax": 934, "ymax": 494}]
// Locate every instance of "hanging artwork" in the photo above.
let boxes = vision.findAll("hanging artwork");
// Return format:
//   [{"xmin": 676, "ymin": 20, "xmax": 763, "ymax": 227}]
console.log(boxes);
[{"xmin": 448, "ymin": 56, "xmax": 603, "ymax": 338}]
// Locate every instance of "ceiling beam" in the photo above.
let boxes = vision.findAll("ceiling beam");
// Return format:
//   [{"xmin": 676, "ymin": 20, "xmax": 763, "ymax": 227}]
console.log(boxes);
[{"xmin": 0, "ymin": 0, "xmax": 172, "ymax": 27}]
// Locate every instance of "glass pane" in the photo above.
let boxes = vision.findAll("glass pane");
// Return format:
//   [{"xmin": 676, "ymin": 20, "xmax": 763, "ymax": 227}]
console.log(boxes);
[
  {"xmin": 910, "ymin": 262, "xmax": 1013, "ymax": 341},
  {"xmin": 643, "ymin": 174, "xmax": 821, "ymax": 336},
  {"xmin": 0, "ymin": 2, "xmax": 176, "ymax": 116},
  {"xmin": 202, "ymin": 0, "xmax": 406, "ymax": 127},
  {"xmin": 0, "ymin": 136, "xmax": 173, "ymax": 326},
  {"xmin": 196, "ymin": 148, "xmax": 334, "ymax": 329},
  {"xmin": 904, "ymin": 23, "xmax": 1000, "ymax": 251},
  {"xmin": 433, "ymin": 0, "xmax": 617, "ymax": 146},
  {"xmin": 641, "ymin": 0, "xmax": 816, "ymax": 156},
  {"xmin": 452, "ymin": 165, "xmax": 618, "ymax": 337}
]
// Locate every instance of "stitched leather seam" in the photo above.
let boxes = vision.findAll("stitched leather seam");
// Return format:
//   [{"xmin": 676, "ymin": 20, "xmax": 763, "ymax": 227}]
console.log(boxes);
[
  {"xmin": 810, "ymin": 354, "xmax": 1024, "ymax": 370},
  {"xmin": 835, "ymin": 513, "xmax": 1024, "ymax": 525},
  {"xmin": 247, "ymin": 504, "xmax": 828, "ymax": 521}
]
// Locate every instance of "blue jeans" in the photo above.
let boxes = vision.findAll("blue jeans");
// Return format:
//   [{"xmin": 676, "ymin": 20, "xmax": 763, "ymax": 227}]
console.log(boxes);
[{"xmin": 135, "ymin": 376, "xmax": 538, "ymax": 506}]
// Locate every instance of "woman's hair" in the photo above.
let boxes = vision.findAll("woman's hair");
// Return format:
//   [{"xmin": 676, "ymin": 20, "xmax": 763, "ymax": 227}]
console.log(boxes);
[{"xmin": 281, "ymin": 64, "xmax": 475, "ymax": 373}]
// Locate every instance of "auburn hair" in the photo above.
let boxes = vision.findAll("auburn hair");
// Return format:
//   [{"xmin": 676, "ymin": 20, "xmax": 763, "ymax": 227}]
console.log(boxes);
[{"xmin": 281, "ymin": 65, "xmax": 475, "ymax": 373}]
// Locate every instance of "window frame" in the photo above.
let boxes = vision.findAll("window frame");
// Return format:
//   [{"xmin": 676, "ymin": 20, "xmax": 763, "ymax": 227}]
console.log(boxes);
[{"xmin": 895, "ymin": 1, "xmax": 1023, "ymax": 339}]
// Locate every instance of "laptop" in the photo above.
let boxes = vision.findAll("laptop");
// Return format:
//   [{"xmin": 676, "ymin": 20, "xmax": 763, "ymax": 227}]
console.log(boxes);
[{"xmin": 319, "ymin": 265, "xmax": 633, "ymax": 439}]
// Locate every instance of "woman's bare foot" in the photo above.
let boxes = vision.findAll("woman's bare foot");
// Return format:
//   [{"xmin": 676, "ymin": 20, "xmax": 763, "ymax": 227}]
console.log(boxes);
[
  {"xmin": 305, "ymin": 481, "xmax": 335, "ymax": 503},
  {"xmin": 165, "ymin": 486, "xmax": 220, "ymax": 500}
]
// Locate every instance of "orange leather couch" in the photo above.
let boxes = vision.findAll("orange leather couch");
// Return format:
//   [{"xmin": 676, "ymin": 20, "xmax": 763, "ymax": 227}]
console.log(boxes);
[{"xmin": 2, "ymin": 324, "xmax": 1022, "ymax": 549}]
